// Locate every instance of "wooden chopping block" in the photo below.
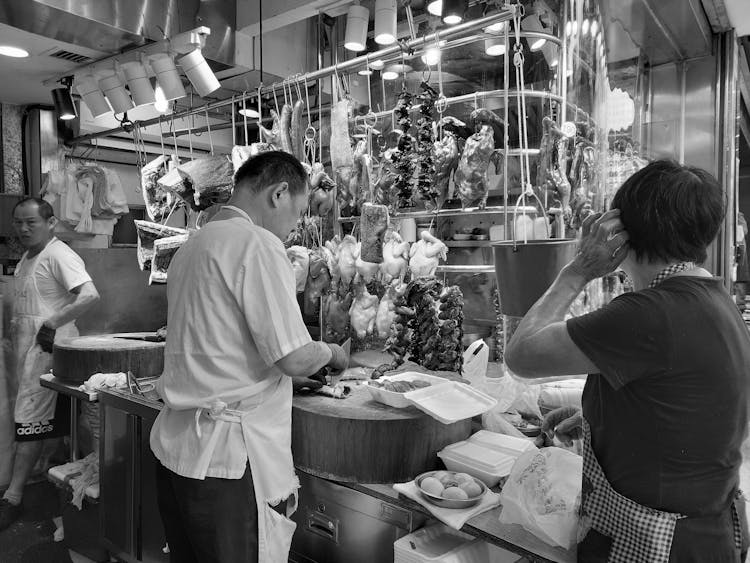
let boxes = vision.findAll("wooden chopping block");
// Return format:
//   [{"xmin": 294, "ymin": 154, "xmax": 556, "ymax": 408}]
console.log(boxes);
[
  {"xmin": 292, "ymin": 386, "xmax": 471, "ymax": 484},
  {"xmin": 53, "ymin": 333, "xmax": 164, "ymax": 384}
]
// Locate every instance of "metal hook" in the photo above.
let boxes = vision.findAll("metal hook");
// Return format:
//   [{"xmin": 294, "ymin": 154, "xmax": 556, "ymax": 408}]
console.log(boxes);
[{"xmin": 241, "ymin": 90, "xmax": 249, "ymax": 146}]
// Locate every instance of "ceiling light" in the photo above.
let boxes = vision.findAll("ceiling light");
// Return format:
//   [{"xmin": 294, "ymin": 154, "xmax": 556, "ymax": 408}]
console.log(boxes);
[
  {"xmin": 178, "ymin": 49, "xmax": 221, "ymax": 97},
  {"xmin": 565, "ymin": 21, "xmax": 572, "ymax": 36},
  {"xmin": 370, "ymin": 59, "xmax": 385, "ymax": 70},
  {"xmin": 484, "ymin": 37, "xmax": 506, "ymax": 56},
  {"xmin": 427, "ymin": 0, "xmax": 442, "ymax": 16},
  {"xmin": 581, "ymin": 18, "xmax": 590, "ymax": 35},
  {"xmin": 382, "ymin": 64, "xmax": 410, "ymax": 80},
  {"xmin": 382, "ymin": 70, "xmax": 398, "ymax": 80},
  {"xmin": 358, "ymin": 68, "xmax": 373, "ymax": 76},
  {"xmin": 374, "ymin": 0, "xmax": 398, "ymax": 45},
  {"xmin": 75, "ymin": 74, "xmax": 110, "ymax": 118},
  {"xmin": 442, "ymin": 0, "xmax": 466, "ymax": 25},
  {"xmin": 599, "ymin": 42, "xmax": 604, "ymax": 57},
  {"xmin": 421, "ymin": 46, "xmax": 442, "ymax": 66},
  {"xmin": 154, "ymin": 85, "xmax": 170, "ymax": 113},
  {"xmin": 571, "ymin": 20, "xmax": 578, "ymax": 35},
  {"xmin": 52, "ymin": 77, "xmax": 77, "ymax": 121},
  {"xmin": 590, "ymin": 20, "xmax": 598, "ymax": 38},
  {"xmin": 344, "ymin": 3, "xmax": 369, "ymax": 52},
  {"xmin": 121, "ymin": 61, "xmax": 155, "ymax": 106},
  {"xmin": 98, "ymin": 73, "xmax": 134, "ymax": 114},
  {"xmin": 0, "ymin": 45, "xmax": 29, "ymax": 58},
  {"xmin": 550, "ymin": 57, "xmax": 559, "ymax": 67},
  {"xmin": 150, "ymin": 54, "xmax": 187, "ymax": 101},
  {"xmin": 485, "ymin": 21, "xmax": 507, "ymax": 33},
  {"xmin": 530, "ymin": 38, "xmax": 546, "ymax": 51}
]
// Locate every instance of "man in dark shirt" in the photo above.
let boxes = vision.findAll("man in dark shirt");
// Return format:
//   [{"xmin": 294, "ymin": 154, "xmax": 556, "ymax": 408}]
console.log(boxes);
[{"xmin": 506, "ymin": 160, "xmax": 749, "ymax": 562}]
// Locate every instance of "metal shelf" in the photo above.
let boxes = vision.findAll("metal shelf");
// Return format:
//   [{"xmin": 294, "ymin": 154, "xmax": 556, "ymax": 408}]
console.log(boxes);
[
  {"xmin": 445, "ymin": 240, "xmax": 493, "ymax": 247},
  {"xmin": 436, "ymin": 265, "xmax": 495, "ymax": 274},
  {"xmin": 337, "ymin": 205, "xmax": 538, "ymax": 223}
]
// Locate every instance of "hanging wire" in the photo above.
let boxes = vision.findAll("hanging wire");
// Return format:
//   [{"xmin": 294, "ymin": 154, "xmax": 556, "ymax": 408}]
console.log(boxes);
[
  {"xmin": 170, "ymin": 113, "xmax": 179, "ymax": 163},
  {"xmin": 231, "ymin": 94, "xmax": 236, "ymax": 147},
  {"xmin": 205, "ymin": 107, "xmax": 214, "ymax": 155},
  {"xmin": 158, "ymin": 117, "xmax": 166, "ymax": 158},
  {"xmin": 242, "ymin": 90, "xmax": 249, "ymax": 145},
  {"xmin": 187, "ymin": 111, "xmax": 194, "ymax": 158}
]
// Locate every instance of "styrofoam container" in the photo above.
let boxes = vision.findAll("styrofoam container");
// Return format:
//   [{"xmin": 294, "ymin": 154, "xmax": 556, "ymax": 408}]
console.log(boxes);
[
  {"xmin": 468, "ymin": 430, "xmax": 537, "ymax": 457},
  {"xmin": 404, "ymin": 382, "xmax": 497, "ymax": 424},
  {"xmin": 363, "ymin": 372, "xmax": 450, "ymax": 408},
  {"xmin": 438, "ymin": 441, "xmax": 517, "ymax": 487},
  {"xmin": 394, "ymin": 524, "xmax": 522, "ymax": 563}
]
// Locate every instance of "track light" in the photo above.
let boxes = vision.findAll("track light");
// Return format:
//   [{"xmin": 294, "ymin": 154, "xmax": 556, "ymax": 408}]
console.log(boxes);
[
  {"xmin": 178, "ymin": 49, "xmax": 221, "ymax": 97},
  {"xmin": 370, "ymin": 59, "xmax": 385, "ymax": 70},
  {"xmin": 150, "ymin": 54, "xmax": 187, "ymax": 101},
  {"xmin": 427, "ymin": 0, "xmax": 442, "ymax": 16},
  {"xmin": 374, "ymin": 0, "xmax": 397, "ymax": 45},
  {"xmin": 52, "ymin": 77, "xmax": 77, "ymax": 121},
  {"xmin": 590, "ymin": 20, "xmax": 599, "ymax": 38},
  {"xmin": 75, "ymin": 74, "xmax": 110, "ymax": 118},
  {"xmin": 358, "ymin": 69, "xmax": 373, "ymax": 76},
  {"xmin": 99, "ymin": 73, "xmax": 134, "ymax": 114},
  {"xmin": 382, "ymin": 70, "xmax": 399, "ymax": 80},
  {"xmin": 344, "ymin": 3, "xmax": 369, "ymax": 52},
  {"xmin": 121, "ymin": 61, "xmax": 155, "ymax": 106},
  {"xmin": 485, "ymin": 37, "xmax": 506, "ymax": 56},
  {"xmin": 582, "ymin": 18, "xmax": 590, "ymax": 36},
  {"xmin": 485, "ymin": 21, "xmax": 506, "ymax": 33},
  {"xmin": 239, "ymin": 105, "xmax": 260, "ymax": 118},
  {"xmin": 442, "ymin": 0, "xmax": 466, "ymax": 25}
]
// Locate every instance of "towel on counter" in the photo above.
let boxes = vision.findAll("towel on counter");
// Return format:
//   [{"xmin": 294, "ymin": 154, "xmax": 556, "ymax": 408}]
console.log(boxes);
[{"xmin": 393, "ymin": 480, "xmax": 502, "ymax": 530}]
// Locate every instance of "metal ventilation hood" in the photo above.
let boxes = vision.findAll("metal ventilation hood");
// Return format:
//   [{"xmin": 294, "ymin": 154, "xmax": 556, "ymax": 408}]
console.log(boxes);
[{"xmin": 0, "ymin": 0, "xmax": 252, "ymax": 82}]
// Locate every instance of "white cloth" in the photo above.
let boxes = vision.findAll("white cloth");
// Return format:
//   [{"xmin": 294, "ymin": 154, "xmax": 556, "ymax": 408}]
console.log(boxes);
[
  {"xmin": 11, "ymin": 238, "xmax": 85, "ymax": 423},
  {"xmin": 393, "ymin": 480, "xmax": 502, "ymax": 530}
]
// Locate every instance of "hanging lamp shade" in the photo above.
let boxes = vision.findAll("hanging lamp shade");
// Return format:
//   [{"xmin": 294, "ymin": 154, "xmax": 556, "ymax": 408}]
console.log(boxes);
[
  {"xmin": 98, "ymin": 73, "xmax": 134, "ymax": 114},
  {"xmin": 75, "ymin": 74, "xmax": 110, "ymax": 118},
  {"xmin": 150, "ymin": 54, "xmax": 187, "ymax": 101},
  {"xmin": 442, "ymin": 0, "xmax": 465, "ymax": 25},
  {"xmin": 52, "ymin": 86, "xmax": 77, "ymax": 120},
  {"xmin": 121, "ymin": 61, "xmax": 156, "ymax": 106},
  {"xmin": 521, "ymin": 14, "xmax": 547, "ymax": 51},
  {"xmin": 344, "ymin": 4, "xmax": 369, "ymax": 52},
  {"xmin": 178, "ymin": 49, "xmax": 221, "ymax": 97},
  {"xmin": 374, "ymin": 0, "xmax": 397, "ymax": 45},
  {"xmin": 484, "ymin": 37, "xmax": 506, "ymax": 56}
]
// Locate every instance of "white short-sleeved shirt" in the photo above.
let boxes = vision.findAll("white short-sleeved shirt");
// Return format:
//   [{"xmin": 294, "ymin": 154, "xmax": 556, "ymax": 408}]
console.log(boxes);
[
  {"xmin": 151, "ymin": 213, "xmax": 312, "ymax": 479},
  {"xmin": 17, "ymin": 238, "xmax": 91, "ymax": 312}
]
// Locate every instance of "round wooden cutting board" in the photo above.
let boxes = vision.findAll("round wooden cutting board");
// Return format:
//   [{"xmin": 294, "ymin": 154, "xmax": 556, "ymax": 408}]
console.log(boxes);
[
  {"xmin": 292, "ymin": 386, "xmax": 471, "ymax": 484},
  {"xmin": 53, "ymin": 333, "xmax": 165, "ymax": 383}
]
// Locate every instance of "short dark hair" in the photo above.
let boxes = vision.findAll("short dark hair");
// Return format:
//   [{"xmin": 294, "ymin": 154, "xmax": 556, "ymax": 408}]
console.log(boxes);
[
  {"xmin": 234, "ymin": 151, "xmax": 308, "ymax": 195},
  {"xmin": 611, "ymin": 159, "xmax": 724, "ymax": 263},
  {"xmin": 13, "ymin": 197, "xmax": 55, "ymax": 220}
]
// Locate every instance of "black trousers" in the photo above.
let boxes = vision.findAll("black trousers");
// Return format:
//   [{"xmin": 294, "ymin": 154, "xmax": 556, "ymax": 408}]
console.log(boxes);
[{"xmin": 155, "ymin": 462, "xmax": 259, "ymax": 563}]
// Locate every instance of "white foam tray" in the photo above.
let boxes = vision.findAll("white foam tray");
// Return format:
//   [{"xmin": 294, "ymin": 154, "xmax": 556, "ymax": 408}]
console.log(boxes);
[
  {"xmin": 404, "ymin": 382, "xmax": 497, "ymax": 424},
  {"xmin": 363, "ymin": 372, "xmax": 451, "ymax": 408}
]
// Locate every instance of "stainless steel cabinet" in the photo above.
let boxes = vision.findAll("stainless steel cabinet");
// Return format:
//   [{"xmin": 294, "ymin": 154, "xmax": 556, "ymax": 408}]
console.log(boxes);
[{"xmin": 100, "ymin": 390, "xmax": 169, "ymax": 563}]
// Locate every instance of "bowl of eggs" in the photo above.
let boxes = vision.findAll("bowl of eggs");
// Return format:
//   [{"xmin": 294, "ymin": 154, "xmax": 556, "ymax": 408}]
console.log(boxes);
[{"xmin": 415, "ymin": 470, "xmax": 487, "ymax": 509}]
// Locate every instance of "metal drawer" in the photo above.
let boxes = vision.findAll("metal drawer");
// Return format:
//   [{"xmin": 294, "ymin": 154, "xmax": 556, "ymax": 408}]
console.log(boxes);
[{"xmin": 291, "ymin": 471, "xmax": 427, "ymax": 563}]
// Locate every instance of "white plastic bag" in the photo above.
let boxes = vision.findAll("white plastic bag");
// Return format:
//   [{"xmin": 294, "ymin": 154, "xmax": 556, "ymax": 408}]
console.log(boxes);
[
  {"xmin": 499, "ymin": 447, "xmax": 582, "ymax": 549},
  {"xmin": 477, "ymin": 372, "xmax": 542, "ymax": 420}
]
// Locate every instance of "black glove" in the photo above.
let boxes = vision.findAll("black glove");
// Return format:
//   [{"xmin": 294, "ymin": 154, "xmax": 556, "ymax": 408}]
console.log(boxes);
[
  {"xmin": 36, "ymin": 324, "xmax": 56, "ymax": 353},
  {"xmin": 326, "ymin": 343, "xmax": 349, "ymax": 371},
  {"xmin": 291, "ymin": 376, "xmax": 325, "ymax": 394},
  {"xmin": 541, "ymin": 406, "xmax": 583, "ymax": 446}
]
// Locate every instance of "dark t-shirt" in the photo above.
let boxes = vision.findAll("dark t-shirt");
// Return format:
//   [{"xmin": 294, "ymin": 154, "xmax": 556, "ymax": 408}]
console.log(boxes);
[{"xmin": 567, "ymin": 276, "xmax": 750, "ymax": 517}]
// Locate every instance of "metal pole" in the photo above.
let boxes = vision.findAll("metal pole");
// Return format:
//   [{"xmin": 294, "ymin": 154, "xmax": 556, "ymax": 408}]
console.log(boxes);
[{"xmin": 68, "ymin": 9, "xmax": 515, "ymax": 145}]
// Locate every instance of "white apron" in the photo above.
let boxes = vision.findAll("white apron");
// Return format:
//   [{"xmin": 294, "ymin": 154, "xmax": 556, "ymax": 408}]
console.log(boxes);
[
  {"xmin": 192, "ymin": 374, "xmax": 299, "ymax": 563},
  {"xmin": 10, "ymin": 239, "xmax": 77, "ymax": 423}
]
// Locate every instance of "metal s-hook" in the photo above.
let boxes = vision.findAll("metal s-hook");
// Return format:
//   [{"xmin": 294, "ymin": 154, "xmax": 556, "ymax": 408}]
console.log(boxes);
[
  {"xmin": 205, "ymin": 107, "xmax": 214, "ymax": 155},
  {"xmin": 242, "ymin": 90, "xmax": 249, "ymax": 146},
  {"xmin": 230, "ymin": 94, "xmax": 236, "ymax": 147}
]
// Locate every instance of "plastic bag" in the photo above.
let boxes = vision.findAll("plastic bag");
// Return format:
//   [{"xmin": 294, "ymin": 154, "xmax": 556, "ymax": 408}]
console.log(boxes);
[
  {"xmin": 477, "ymin": 372, "xmax": 542, "ymax": 420},
  {"xmin": 499, "ymin": 447, "xmax": 582, "ymax": 549}
]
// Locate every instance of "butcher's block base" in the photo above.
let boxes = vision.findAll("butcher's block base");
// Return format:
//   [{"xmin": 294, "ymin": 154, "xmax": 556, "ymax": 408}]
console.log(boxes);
[
  {"xmin": 292, "ymin": 386, "xmax": 471, "ymax": 484},
  {"xmin": 53, "ymin": 333, "xmax": 164, "ymax": 384}
]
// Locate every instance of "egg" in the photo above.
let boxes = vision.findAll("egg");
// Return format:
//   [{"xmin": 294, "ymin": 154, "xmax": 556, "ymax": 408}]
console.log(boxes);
[
  {"xmin": 454, "ymin": 473, "xmax": 474, "ymax": 484},
  {"xmin": 458, "ymin": 481, "xmax": 483, "ymax": 498},
  {"xmin": 442, "ymin": 487, "xmax": 469, "ymax": 500},
  {"xmin": 432, "ymin": 471, "xmax": 451, "ymax": 482},
  {"xmin": 420, "ymin": 477, "xmax": 444, "ymax": 496}
]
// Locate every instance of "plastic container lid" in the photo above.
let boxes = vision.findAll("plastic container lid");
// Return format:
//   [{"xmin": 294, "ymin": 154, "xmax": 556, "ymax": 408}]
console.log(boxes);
[
  {"xmin": 469, "ymin": 430, "xmax": 536, "ymax": 457},
  {"xmin": 439, "ymin": 441, "xmax": 515, "ymax": 474}
]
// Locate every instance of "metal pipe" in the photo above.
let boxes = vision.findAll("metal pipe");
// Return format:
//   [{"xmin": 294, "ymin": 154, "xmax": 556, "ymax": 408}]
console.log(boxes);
[{"xmin": 69, "ymin": 8, "xmax": 515, "ymax": 145}]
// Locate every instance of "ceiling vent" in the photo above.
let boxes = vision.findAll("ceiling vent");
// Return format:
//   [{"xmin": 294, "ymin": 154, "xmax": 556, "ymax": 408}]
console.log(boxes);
[{"xmin": 49, "ymin": 50, "xmax": 93, "ymax": 64}]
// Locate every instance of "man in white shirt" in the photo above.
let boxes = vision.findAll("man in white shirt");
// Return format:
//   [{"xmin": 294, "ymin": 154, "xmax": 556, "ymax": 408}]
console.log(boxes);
[
  {"xmin": 150, "ymin": 151, "xmax": 348, "ymax": 563},
  {"xmin": 0, "ymin": 198, "xmax": 99, "ymax": 531}
]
